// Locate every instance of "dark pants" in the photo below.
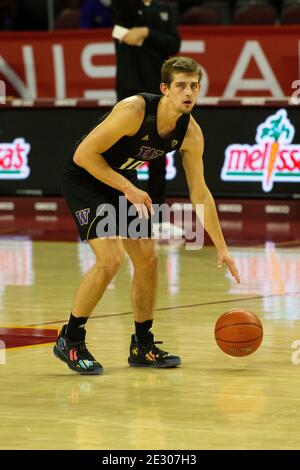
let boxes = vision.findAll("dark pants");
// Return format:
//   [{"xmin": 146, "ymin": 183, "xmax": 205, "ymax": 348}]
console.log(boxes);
[{"xmin": 62, "ymin": 171, "xmax": 153, "ymax": 240}]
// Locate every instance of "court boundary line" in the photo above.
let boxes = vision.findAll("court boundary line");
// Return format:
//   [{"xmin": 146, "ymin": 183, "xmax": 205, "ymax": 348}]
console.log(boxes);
[{"xmin": 27, "ymin": 290, "xmax": 300, "ymax": 327}]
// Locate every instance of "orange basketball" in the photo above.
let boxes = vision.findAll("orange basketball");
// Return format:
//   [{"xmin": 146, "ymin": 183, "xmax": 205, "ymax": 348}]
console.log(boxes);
[{"xmin": 214, "ymin": 309, "xmax": 263, "ymax": 357}]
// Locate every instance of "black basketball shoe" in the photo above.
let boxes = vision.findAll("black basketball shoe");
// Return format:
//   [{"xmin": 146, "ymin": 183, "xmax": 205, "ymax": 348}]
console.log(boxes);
[
  {"xmin": 53, "ymin": 325, "xmax": 103, "ymax": 375},
  {"xmin": 128, "ymin": 333, "xmax": 181, "ymax": 368}
]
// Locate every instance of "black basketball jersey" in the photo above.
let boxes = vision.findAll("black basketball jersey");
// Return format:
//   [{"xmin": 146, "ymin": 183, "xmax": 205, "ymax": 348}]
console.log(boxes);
[{"xmin": 64, "ymin": 93, "xmax": 190, "ymax": 180}]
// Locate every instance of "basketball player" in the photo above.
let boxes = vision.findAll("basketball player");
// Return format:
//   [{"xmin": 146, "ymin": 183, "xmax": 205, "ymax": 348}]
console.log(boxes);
[{"xmin": 53, "ymin": 56, "xmax": 240, "ymax": 375}]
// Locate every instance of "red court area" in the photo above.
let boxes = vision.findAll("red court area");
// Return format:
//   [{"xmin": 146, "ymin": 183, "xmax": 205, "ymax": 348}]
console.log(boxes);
[{"xmin": 0, "ymin": 327, "xmax": 58, "ymax": 349}]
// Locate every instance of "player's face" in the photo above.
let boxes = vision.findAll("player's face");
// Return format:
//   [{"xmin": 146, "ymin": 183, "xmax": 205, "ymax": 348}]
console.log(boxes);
[{"xmin": 164, "ymin": 73, "xmax": 200, "ymax": 113}]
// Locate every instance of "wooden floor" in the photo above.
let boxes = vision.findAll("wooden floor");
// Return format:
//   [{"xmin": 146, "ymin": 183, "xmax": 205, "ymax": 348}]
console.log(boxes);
[{"xmin": 0, "ymin": 238, "xmax": 300, "ymax": 450}]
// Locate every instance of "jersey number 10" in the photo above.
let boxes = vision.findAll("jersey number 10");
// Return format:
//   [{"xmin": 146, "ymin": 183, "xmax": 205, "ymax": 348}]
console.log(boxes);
[{"xmin": 119, "ymin": 158, "xmax": 146, "ymax": 170}]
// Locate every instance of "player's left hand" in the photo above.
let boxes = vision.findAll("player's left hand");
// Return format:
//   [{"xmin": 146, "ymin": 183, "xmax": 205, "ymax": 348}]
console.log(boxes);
[{"xmin": 216, "ymin": 248, "xmax": 240, "ymax": 284}]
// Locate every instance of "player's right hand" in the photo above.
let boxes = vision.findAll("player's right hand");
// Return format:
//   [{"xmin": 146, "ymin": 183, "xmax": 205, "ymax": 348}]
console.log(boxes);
[
  {"xmin": 216, "ymin": 248, "xmax": 241, "ymax": 284},
  {"xmin": 124, "ymin": 186, "xmax": 154, "ymax": 219}
]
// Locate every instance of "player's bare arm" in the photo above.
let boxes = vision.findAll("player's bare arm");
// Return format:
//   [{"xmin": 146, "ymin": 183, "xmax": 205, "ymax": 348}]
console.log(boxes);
[
  {"xmin": 73, "ymin": 96, "xmax": 153, "ymax": 218},
  {"xmin": 181, "ymin": 117, "xmax": 240, "ymax": 283}
]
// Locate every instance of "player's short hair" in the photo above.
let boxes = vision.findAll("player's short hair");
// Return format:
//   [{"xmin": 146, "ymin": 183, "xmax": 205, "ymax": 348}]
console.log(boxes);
[{"xmin": 161, "ymin": 56, "xmax": 202, "ymax": 86}]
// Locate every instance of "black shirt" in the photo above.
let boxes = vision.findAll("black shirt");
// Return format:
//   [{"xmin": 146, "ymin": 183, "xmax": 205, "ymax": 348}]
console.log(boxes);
[
  {"xmin": 111, "ymin": 0, "xmax": 181, "ymax": 94},
  {"xmin": 64, "ymin": 93, "xmax": 190, "ymax": 181}
]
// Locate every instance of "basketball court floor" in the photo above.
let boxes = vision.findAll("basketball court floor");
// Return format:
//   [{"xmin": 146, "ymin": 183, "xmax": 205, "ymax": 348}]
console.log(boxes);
[{"xmin": 0, "ymin": 198, "xmax": 299, "ymax": 450}]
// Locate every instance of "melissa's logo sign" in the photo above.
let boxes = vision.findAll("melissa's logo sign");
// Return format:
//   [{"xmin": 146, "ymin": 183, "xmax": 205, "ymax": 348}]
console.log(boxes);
[
  {"xmin": 0, "ymin": 138, "xmax": 31, "ymax": 179},
  {"xmin": 221, "ymin": 109, "xmax": 300, "ymax": 192}
]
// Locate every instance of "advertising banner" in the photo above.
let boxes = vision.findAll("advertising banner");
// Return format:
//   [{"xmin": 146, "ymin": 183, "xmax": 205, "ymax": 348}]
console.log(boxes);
[
  {"xmin": 0, "ymin": 26, "xmax": 299, "ymax": 100},
  {"xmin": 0, "ymin": 105, "xmax": 299, "ymax": 198}
]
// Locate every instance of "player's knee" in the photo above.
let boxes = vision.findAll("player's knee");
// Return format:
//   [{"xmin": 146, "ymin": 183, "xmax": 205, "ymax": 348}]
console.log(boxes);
[
  {"xmin": 113, "ymin": 250, "xmax": 125, "ymax": 270},
  {"xmin": 94, "ymin": 253, "xmax": 124, "ymax": 279},
  {"xmin": 93, "ymin": 263, "xmax": 118, "ymax": 281}
]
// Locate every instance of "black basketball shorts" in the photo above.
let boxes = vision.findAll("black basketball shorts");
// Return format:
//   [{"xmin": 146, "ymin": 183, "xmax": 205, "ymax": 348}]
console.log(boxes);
[{"xmin": 62, "ymin": 172, "xmax": 153, "ymax": 241}]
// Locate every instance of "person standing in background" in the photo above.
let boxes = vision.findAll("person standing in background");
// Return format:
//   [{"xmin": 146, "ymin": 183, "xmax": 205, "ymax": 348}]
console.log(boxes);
[{"xmin": 111, "ymin": 0, "xmax": 183, "ymax": 237}]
